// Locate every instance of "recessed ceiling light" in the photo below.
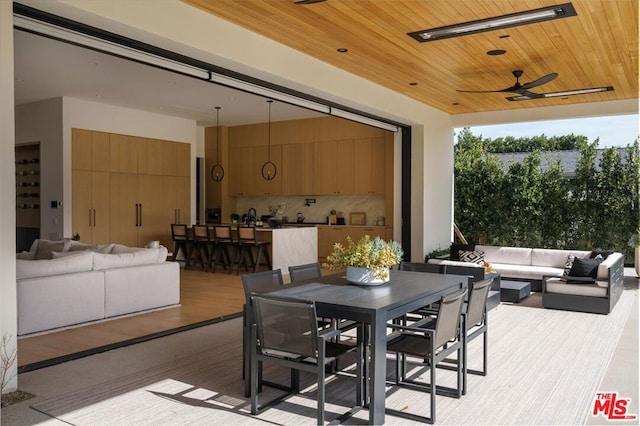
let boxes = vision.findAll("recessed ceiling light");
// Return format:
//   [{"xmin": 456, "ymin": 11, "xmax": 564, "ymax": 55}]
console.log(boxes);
[
  {"xmin": 452, "ymin": 102, "xmax": 460, "ymax": 106},
  {"xmin": 337, "ymin": 48, "xmax": 348, "ymax": 53},
  {"xmin": 294, "ymin": 0, "xmax": 327, "ymax": 4},
  {"xmin": 487, "ymin": 49, "xmax": 506, "ymax": 56},
  {"xmin": 409, "ymin": 82, "xmax": 418, "ymax": 86},
  {"xmin": 87, "ymin": 61, "xmax": 99, "ymax": 66},
  {"xmin": 499, "ymin": 35, "xmax": 510, "ymax": 39},
  {"xmin": 408, "ymin": 3, "xmax": 577, "ymax": 42},
  {"xmin": 167, "ymin": 81, "xmax": 177, "ymax": 86}
]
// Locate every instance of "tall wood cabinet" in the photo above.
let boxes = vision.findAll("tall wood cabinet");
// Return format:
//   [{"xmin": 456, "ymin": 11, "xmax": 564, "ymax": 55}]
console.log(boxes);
[{"xmin": 72, "ymin": 129, "xmax": 190, "ymax": 248}]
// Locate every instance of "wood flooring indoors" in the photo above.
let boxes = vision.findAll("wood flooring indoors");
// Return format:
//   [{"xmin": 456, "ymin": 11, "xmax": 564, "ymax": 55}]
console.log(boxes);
[{"xmin": 17, "ymin": 266, "xmax": 246, "ymax": 369}]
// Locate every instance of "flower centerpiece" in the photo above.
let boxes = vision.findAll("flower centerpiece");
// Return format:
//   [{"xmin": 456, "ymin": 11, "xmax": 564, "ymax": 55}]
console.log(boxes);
[{"xmin": 323, "ymin": 235, "xmax": 403, "ymax": 285}]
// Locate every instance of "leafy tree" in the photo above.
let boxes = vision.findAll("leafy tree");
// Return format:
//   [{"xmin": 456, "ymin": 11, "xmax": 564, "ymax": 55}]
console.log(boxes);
[{"xmin": 452, "ymin": 128, "xmax": 639, "ymax": 261}]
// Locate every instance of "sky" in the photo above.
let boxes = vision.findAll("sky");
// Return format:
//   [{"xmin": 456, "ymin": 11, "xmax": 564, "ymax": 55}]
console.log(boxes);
[{"xmin": 457, "ymin": 114, "xmax": 639, "ymax": 148}]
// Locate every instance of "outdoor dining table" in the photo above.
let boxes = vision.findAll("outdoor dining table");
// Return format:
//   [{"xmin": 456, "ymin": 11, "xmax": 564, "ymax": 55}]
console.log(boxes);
[{"xmin": 262, "ymin": 269, "xmax": 465, "ymax": 425}]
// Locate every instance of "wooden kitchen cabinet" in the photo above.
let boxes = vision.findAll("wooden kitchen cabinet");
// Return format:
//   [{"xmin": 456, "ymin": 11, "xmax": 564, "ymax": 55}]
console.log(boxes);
[
  {"xmin": 282, "ymin": 143, "xmax": 317, "ymax": 195},
  {"xmin": 73, "ymin": 129, "xmax": 191, "ymax": 247},
  {"xmin": 72, "ymin": 129, "xmax": 110, "ymax": 172},
  {"xmin": 317, "ymin": 140, "xmax": 355, "ymax": 195},
  {"xmin": 354, "ymin": 137, "xmax": 385, "ymax": 194},
  {"xmin": 72, "ymin": 170, "xmax": 110, "ymax": 244},
  {"xmin": 108, "ymin": 173, "xmax": 139, "ymax": 247},
  {"xmin": 229, "ymin": 146, "xmax": 254, "ymax": 196}
]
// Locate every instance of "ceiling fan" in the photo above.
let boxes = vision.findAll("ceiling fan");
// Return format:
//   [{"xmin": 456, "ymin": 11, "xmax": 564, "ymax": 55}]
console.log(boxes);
[{"xmin": 457, "ymin": 70, "xmax": 558, "ymax": 99}]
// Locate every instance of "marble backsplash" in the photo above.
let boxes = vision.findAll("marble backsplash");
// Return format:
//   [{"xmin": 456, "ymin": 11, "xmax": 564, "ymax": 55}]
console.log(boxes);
[{"xmin": 236, "ymin": 194, "xmax": 386, "ymax": 226}]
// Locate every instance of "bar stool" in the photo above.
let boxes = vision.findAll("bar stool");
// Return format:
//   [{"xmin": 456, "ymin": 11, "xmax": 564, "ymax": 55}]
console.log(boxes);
[
  {"xmin": 236, "ymin": 226, "xmax": 272, "ymax": 273},
  {"xmin": 211, "ymin": 225, "xmax": 239, "ymax": 273},
  {"xmin": 170, "ymin": 224, "xmax": 190, "ymax": 268},
  {"xmin": 192, "ymin": 224, "xmax": 213, "ymax": 270}
]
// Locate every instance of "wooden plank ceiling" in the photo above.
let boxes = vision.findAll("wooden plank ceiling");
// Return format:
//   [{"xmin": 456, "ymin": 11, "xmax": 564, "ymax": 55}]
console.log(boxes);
[{"xmin": 182, "ymin": 0, "xmax": 638, "ymax": 115}]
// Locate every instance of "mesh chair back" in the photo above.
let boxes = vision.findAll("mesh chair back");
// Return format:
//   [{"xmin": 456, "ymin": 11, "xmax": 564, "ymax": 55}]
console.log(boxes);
[
  {"xmin": 399, "ymin": 262, "xmax": 444, "ymax": 273},
  {"xmin": 434, "ymin": 287, "xmax": 467, "ymax": 349},
  {"xmin": 466, "ymin": 278, "xmax": 492, "ymax": 329},
  {"xmin": 213, "ymin": 225, "xmax": 234, "ymax": 242},
  {"xmin": 241, "ymin": 269, "xmax": 284, "ymax": 306},
  {"xmin": 171, "ymin": 224, "xmax": 188, "ymax": 239},
  {"xmin": 288, "ymin": 262, "xmax": 322, "ymax": 282},
  {"xmin": 253, "ymin": 295, "xmax": 319, "ymax": 359}
]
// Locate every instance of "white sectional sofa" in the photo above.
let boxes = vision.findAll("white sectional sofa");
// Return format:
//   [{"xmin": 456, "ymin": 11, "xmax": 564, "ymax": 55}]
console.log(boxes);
[
  {"xmin": 16, "ymin": 240, "xmax": 180, "ymax": 335},
  {"xmin": 428, "ymin": 245, "xmax": 624, "ymax": 314}
]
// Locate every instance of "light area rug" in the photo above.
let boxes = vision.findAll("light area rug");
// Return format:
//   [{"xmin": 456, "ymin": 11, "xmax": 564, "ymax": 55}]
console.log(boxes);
[{"xmin": 31, "ymin": 290, "xmax": 637, "ymax": 425}]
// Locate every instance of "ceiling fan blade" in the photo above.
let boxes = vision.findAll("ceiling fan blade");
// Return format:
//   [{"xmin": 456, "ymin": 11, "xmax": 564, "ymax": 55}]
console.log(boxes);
[
  {"xmin": 456, "ymin": 89, "xmax": 505, "ymax": 94},
  {"xmin": 520, "ymin": 72, "xmax": 558, "ymax": 90}
]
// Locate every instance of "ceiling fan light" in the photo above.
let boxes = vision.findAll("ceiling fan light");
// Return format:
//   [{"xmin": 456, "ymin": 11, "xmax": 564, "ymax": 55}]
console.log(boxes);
[
  {"xmin": 506, "ymin": 86, "xmax": 614, "ymax": 101},
  {"xmin": 409, "ymin": 3, "xmax": 577, "ymax": 42}
]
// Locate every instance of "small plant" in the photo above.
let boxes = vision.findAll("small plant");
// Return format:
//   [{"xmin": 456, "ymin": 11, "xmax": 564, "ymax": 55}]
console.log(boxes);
[
  {"xmin": 230, "ymin": 213, "xmax": 240, "ymax": 222},
  {"xmin": 268, "ymin": 202, "xmax": 286, "ymax": 217},
  {"xmin": 324, "ymin": 235, "xmax": 403, "ymax": 280},
  {"xmin": 72, "ymin": 233, "xmax": 80, "ymax": 241},
  {"xmin": 1, "ymin": 334, "xmax": 17, "ymax": 399},
  {"xmin": 425, "ymin": 247, "xmax": 449, "ymax": 262}
]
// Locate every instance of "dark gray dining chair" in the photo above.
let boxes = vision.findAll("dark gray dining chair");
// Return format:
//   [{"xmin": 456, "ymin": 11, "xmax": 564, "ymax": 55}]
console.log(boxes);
[
  {"xmin": 249, "ymin": 294, "xmax": 362, "ymax": 425},
  {"xmin": 241, "ymin": 269, "xmax": 284, "ymax": 397},
  {"xmin": 386, "ymin": 287, "xmax": 467, "ymax": 424},
  {"xmin": 460, "ymin": 277, "xmax": 492, "ymax": 394},
  {"xmin": 288, "ymin": 262, "xmax": 322, "ymax": 282}
]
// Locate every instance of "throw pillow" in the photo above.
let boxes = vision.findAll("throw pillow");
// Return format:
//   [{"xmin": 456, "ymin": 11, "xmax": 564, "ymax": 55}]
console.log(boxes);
[
  {"xmin": 568, "ymin": 257, "xmax": 603, "ymax": 278},
  {"xmin": 563, "ymin": 255, "xmax": 576, "ymax": 276},
  {"xmin": 450, "ymin": 243, "xmax": 475, "ymax": 261},
  {"xmin": 459, "ymin": 250, "xmax": 485, "ymax": 265},
  {"xmin": 34, "ymin": 240, "xmax": 66, "ymax": 260},
  {"xmin": 590, "ymin": 248, "xmax": 613, "ymax": 260}
]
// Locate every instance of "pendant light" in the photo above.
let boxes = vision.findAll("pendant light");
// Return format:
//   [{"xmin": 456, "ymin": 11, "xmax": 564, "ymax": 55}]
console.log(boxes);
[
  {"xmin": 210, "ymin": 106, "xmax": 224, "ymax": 182},
  {"xmin": 261, "ymin": 100, "xmax": 277, "ymax": 180}
]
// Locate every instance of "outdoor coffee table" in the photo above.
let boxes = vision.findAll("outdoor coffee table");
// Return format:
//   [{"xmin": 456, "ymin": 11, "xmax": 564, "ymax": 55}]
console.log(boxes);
[{"xmin": 500, "ymin": 280, "xmax": 531, "ymax": 303}]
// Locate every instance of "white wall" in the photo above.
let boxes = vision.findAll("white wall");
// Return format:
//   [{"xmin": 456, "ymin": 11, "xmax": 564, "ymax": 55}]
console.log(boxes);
[
  {"xmin": 1, "ymin": 0, "xmax": 18, "ymax": 393},
  {"xmin": 15, "ymin": 98, "xmax": 64, "ymax": 240},
  {"xmin": 61, "ymin": 97, "xmax": 198, "ymax": 234}
]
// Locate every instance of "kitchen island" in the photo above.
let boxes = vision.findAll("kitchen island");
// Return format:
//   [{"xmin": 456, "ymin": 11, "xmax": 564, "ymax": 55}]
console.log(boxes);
[{"xmin": 253, "ymin": 226, "xmax": 317, "ymax": 279}]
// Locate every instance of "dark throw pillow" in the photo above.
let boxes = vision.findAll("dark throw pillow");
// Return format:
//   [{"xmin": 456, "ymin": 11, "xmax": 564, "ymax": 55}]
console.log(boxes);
[
  {"xmin": 590, "ymin": 248, "xmax": 613, "ymax": 260},
  {"xmin": 568, "ymin": 257, "xmax": 603, "ymax": 279},
  {"xmin": 459, "ymin": 250, "xmax": 485, "ymax": 265},
  {"xmin": 450, "ymin": 243, "xmax": 475, "ymax": 261}
]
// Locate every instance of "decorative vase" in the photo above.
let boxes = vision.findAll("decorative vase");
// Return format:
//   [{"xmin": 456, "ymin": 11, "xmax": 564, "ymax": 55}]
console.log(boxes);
[
  {"xmin": 346, "ymin": 266, "xmax": 390, "ymax": 286},
  {"xmin": 268, "ymin": 218, "xmax": 282, "ymax": 228}
]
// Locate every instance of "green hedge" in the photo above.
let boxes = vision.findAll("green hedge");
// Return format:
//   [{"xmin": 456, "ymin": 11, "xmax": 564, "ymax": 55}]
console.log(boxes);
[{"xmin": 453, "ymin": 129, "xmax": 639, "ymax": 264}]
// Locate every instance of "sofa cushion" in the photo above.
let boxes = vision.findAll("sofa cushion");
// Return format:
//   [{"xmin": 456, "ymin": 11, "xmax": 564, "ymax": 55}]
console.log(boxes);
[
  {"xmin": 545, "ymin": 277, "xmax": 608, "ymax": 297},
  {"xmin": 569, "ymin": 257, "xmax": 602, "ymax": 278},
  {"xmin": 16, "ymin": 251, "xmax": 94, "ymax": 279},
  {"xmin": 476, "ymin": 245, "xmax": 532, "ymax": 265},
  {"xmin": 92, "ymin": 249, "xmax": 160, "ymax": 270},
  {"xmin": 34, "ymin": 240, "xmax": 67, "ymax": 260},
  {"xmin": 459, "ymin": 250, "xmax": 485, "ymax": 264},
  {"xmin": 16, "ymin": 251, "xmax": 35, "ymax": 260},
  {"xmin": 68, "ymin": 242, "xmax": 99, "ymax": 252},
  {"xmin": 490, "ymin": 263, "xmax": 564, "ymax": 281},
  {"xmin": 532, "ymin": 248, "xmax": 591, "ymax": 268}
]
